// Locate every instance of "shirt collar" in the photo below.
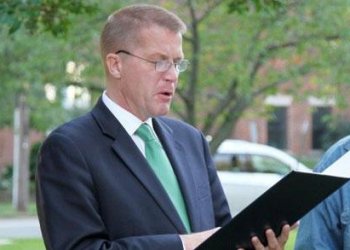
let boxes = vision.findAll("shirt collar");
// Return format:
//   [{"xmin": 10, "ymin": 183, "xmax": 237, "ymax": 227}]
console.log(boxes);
[{"xmin": 102, "ymin": 91, "xmax": 154, "ymax": 136}]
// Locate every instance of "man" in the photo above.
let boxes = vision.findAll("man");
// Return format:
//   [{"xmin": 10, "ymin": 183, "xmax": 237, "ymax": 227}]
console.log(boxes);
[
  {"xmin": 36, "ymin": 4, "xmax": 290, "ymax": 250},
  {"xmin": 295, "ymin": 135, "xmax": 350, "ymax": 250}
]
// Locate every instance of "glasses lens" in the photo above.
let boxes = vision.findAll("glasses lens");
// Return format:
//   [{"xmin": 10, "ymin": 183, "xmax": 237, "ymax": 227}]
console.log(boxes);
[
  {"xmin": 155, "ymin": 59, "xmax": 190, "ymax": 73},
  {"xmin": 177, "ymin": 60, "xmax": 189, "ymax": 72},
  {"xmin": 155, "ymin": 61, "xmax": 171, "ymax": 72}
]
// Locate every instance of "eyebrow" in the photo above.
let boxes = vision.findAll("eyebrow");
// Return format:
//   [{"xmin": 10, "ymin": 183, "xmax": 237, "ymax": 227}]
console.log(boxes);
[{"xmin": 147, "ymin": 51, "xmax": 184, "ymax": 61}]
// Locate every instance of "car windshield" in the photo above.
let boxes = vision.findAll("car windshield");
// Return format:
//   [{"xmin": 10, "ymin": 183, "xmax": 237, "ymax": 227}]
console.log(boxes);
[{"xmin": 214, "ymin": 153, "xmax": 291, "ymax": 175}]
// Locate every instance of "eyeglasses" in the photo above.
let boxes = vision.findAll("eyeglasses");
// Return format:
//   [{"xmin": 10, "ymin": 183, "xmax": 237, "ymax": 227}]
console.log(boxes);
[{"xmin": 115, "ymin": 50, "xmax": 189, "ymax": 73}]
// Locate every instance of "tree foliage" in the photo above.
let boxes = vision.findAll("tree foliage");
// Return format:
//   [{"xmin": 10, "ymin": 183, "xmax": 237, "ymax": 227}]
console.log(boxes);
[
  {"xmin": 0, "ymin": 0, "xmax": 97, "ymax": 36},
  {"xmin": 0, "ymin": 1, "xmax": 119, "ymax": 130},
  {"xmin": 169, "ymin": 0, "xmax": 350, "ymax": 151},
  {"xmin": 1, "ymin": 0, "xmax": 350, "ymax": 153},
  {"xmin": 227, "ymin": 0, "xmax": 283, "ymax": 13}
]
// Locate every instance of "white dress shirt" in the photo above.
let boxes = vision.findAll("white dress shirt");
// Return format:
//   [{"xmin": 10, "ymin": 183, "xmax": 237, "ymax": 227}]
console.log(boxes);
[{"xmin": 102, "ymin": 91, "xmax": 156, "ymax": 156}]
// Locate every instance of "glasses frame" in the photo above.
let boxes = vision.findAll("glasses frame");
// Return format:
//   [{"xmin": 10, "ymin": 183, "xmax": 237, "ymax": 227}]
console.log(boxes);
[{"xmin": 115, "ymin": 50, "xmax": 189, "ymax": 73}]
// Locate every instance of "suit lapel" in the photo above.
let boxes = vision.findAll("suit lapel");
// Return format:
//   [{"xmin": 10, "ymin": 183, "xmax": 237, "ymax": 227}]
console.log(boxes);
[
  {"xmin": 153, "ymin": 118, "xmax": 200, "ymax": 232},
  {"xmin": 91, "ymin": 99, "xmax": 187, "ymax": 233}
]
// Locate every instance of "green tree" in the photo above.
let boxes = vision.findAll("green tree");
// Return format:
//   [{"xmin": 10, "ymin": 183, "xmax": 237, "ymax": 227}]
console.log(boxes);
[
  {"xmin": 165, "ymin": 0, "xmax": 350, "ymax": 151},
  {"xmin": 0, "ymin": 0, "xmax": 101, "ymax": 211},
  {"xmin": 0, "ymin": 1, "xmax": 118, "ymax": 131},
  {"xmin": 0, "ymin": 0, "xmax": 97, "ymax": 35},
  {"xmin": 1, "ymin": 0, "xmax": 350, "ymax": 154}
]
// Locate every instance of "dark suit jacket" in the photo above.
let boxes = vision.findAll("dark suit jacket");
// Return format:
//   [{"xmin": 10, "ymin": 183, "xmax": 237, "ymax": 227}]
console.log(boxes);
[{"xmin": 36, "ymin": 98, "xmax": 231, "ymax": 250}]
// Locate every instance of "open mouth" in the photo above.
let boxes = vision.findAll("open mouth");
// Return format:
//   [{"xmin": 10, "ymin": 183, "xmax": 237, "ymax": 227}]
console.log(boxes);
[{"xmin": 160, "ymin": 90, "xmax": 173, "ymax": 97}]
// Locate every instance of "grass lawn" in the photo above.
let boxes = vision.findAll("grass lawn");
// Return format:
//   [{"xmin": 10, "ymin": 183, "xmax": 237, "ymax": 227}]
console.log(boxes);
[
  {"xmin": 0, "ymin": 239, "xmax": 45, "ymax": 250},
  {"xmin": 0, "ymin": 202, "xmax": 37, "ymax": 218}
]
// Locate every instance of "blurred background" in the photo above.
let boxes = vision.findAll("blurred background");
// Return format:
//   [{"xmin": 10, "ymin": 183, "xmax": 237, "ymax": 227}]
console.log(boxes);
[{"xmin": 1, "ymin": 0, "xmax": 350, "ymax": 249}]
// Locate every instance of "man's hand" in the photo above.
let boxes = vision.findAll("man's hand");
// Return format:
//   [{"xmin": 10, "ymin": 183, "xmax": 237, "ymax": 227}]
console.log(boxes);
[
  {"xmin": 181, "ymin": 223, "xmax": 293, "ymax": 250},
  {"xmin": 179, "ymin": 227, "xmax": 220, "ymax": 250},
  {"xmin": 238, "ymin": 224, "xmax": 291, "ymax": 250}
]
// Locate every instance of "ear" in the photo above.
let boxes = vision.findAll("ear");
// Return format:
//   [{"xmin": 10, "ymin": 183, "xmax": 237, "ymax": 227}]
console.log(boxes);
[{"xmin": 106, "ymin": 53, "xmax": 122, "ymax": 78}]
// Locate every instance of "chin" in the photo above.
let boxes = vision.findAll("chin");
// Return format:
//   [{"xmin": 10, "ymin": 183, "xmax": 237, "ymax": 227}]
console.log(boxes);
[
  {"xmin": 150, "ymin": 102, "xmax": 171, "ymax": 117},
  {"xmin": 154, "ymin": 108, "xmax": 170, "ymax": 117}
]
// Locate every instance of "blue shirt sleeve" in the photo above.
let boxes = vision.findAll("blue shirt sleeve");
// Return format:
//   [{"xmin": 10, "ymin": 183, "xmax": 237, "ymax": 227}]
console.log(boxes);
[{"xmin": 294, "ymin": 135, "xmax": 350, "ymax": 250}]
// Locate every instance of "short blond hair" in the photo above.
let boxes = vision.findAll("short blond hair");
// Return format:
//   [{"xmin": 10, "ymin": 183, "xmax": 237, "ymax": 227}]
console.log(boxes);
[{"xmin": 100, "ymin": 4, "xmax": 187, "ymax": 60}]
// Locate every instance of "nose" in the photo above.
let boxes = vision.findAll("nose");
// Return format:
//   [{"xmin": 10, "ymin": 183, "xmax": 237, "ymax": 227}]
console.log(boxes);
[{"xmin": 163, "ymin": 63, "xmax": 179, "ymax": 82}]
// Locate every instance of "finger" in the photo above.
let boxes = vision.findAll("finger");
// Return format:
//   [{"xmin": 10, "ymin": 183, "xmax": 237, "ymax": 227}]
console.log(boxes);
[
  {"xmin": 265, "ymin": 229, "xmax": 279, "ymax": 249},
  {"xmin": 277, "ymin": 224, "xmax": 291, "ymax": 246},
  {"xmin": 251, "ymin": 235, "xmax": 265, "ymax": 250}
]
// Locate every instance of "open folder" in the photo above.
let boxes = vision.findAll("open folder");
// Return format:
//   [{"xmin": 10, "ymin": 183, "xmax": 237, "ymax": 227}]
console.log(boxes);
[{"xmin": 196, "ymin": 151, "xmax": 350, "ymax": 250}]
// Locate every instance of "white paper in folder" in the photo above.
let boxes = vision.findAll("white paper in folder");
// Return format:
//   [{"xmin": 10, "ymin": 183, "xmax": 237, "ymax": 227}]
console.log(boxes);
[{"xmin": 322, "ymin": 151, "xmax": 350, "ymax": 178}]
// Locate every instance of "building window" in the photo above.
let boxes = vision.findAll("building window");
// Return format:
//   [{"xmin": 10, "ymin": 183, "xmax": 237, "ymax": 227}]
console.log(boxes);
[
  {"xmin": 312, "ymin": 107, "xmax": 331, "ymax": 149},
  {"xmin": 268, "ymin": 107, "xmax": 287, "ymax": 149}
]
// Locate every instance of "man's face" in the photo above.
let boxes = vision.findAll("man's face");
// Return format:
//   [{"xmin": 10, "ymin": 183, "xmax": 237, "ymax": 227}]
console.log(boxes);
[{"xmin": 113, "ymin": 26, "xmax": 184, "ymax": 121}]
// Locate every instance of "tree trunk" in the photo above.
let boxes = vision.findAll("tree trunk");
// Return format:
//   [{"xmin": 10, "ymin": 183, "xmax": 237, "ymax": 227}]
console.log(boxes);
[{"xmin": 12, "ymin": 92, "xmax": 30, "ymax": 212}]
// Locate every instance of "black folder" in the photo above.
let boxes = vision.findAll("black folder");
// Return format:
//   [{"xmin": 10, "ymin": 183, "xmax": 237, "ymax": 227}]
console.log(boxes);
[{"xmin": 196, "ymin": 171, "xmax": 349, "ymax": 250}]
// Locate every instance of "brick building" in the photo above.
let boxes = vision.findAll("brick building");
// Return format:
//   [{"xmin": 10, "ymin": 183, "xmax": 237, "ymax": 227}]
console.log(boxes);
[
  {"xmin": 233, "ymin": 94, "xmax": 350, "ymax": 156},
  {"xmin": 0, "ymin": 128, "xmax": 43, "ymax": 173}
]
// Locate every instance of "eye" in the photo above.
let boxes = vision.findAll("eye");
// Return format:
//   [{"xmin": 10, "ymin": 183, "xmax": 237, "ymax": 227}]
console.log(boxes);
[{"xmin": 155, "ymin": 60, "xmax": 171, "ymax": 71}]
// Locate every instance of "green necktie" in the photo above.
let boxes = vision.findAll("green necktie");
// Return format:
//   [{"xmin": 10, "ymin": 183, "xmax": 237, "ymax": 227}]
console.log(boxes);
[{"xmin": 136, "ymin": 123, "xmax": 191, "ymax": 233}]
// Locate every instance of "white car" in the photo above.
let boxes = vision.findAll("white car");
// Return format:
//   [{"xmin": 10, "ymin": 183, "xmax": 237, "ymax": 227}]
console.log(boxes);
[{"xmin": 214, "ymin": 139, "xmax": 311, "ymax": 216}]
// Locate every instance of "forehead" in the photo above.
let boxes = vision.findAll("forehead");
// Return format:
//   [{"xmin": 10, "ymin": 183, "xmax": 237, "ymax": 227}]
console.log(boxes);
[{"xmin": 135, "ymin": 26, "xmax": 184, "ymax": 57}]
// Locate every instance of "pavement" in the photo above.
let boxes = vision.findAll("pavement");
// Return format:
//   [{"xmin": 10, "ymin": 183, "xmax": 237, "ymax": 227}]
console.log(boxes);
[{"xmin": 0, "ymin": 216, "xmax": 42, "ymax": 239}]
